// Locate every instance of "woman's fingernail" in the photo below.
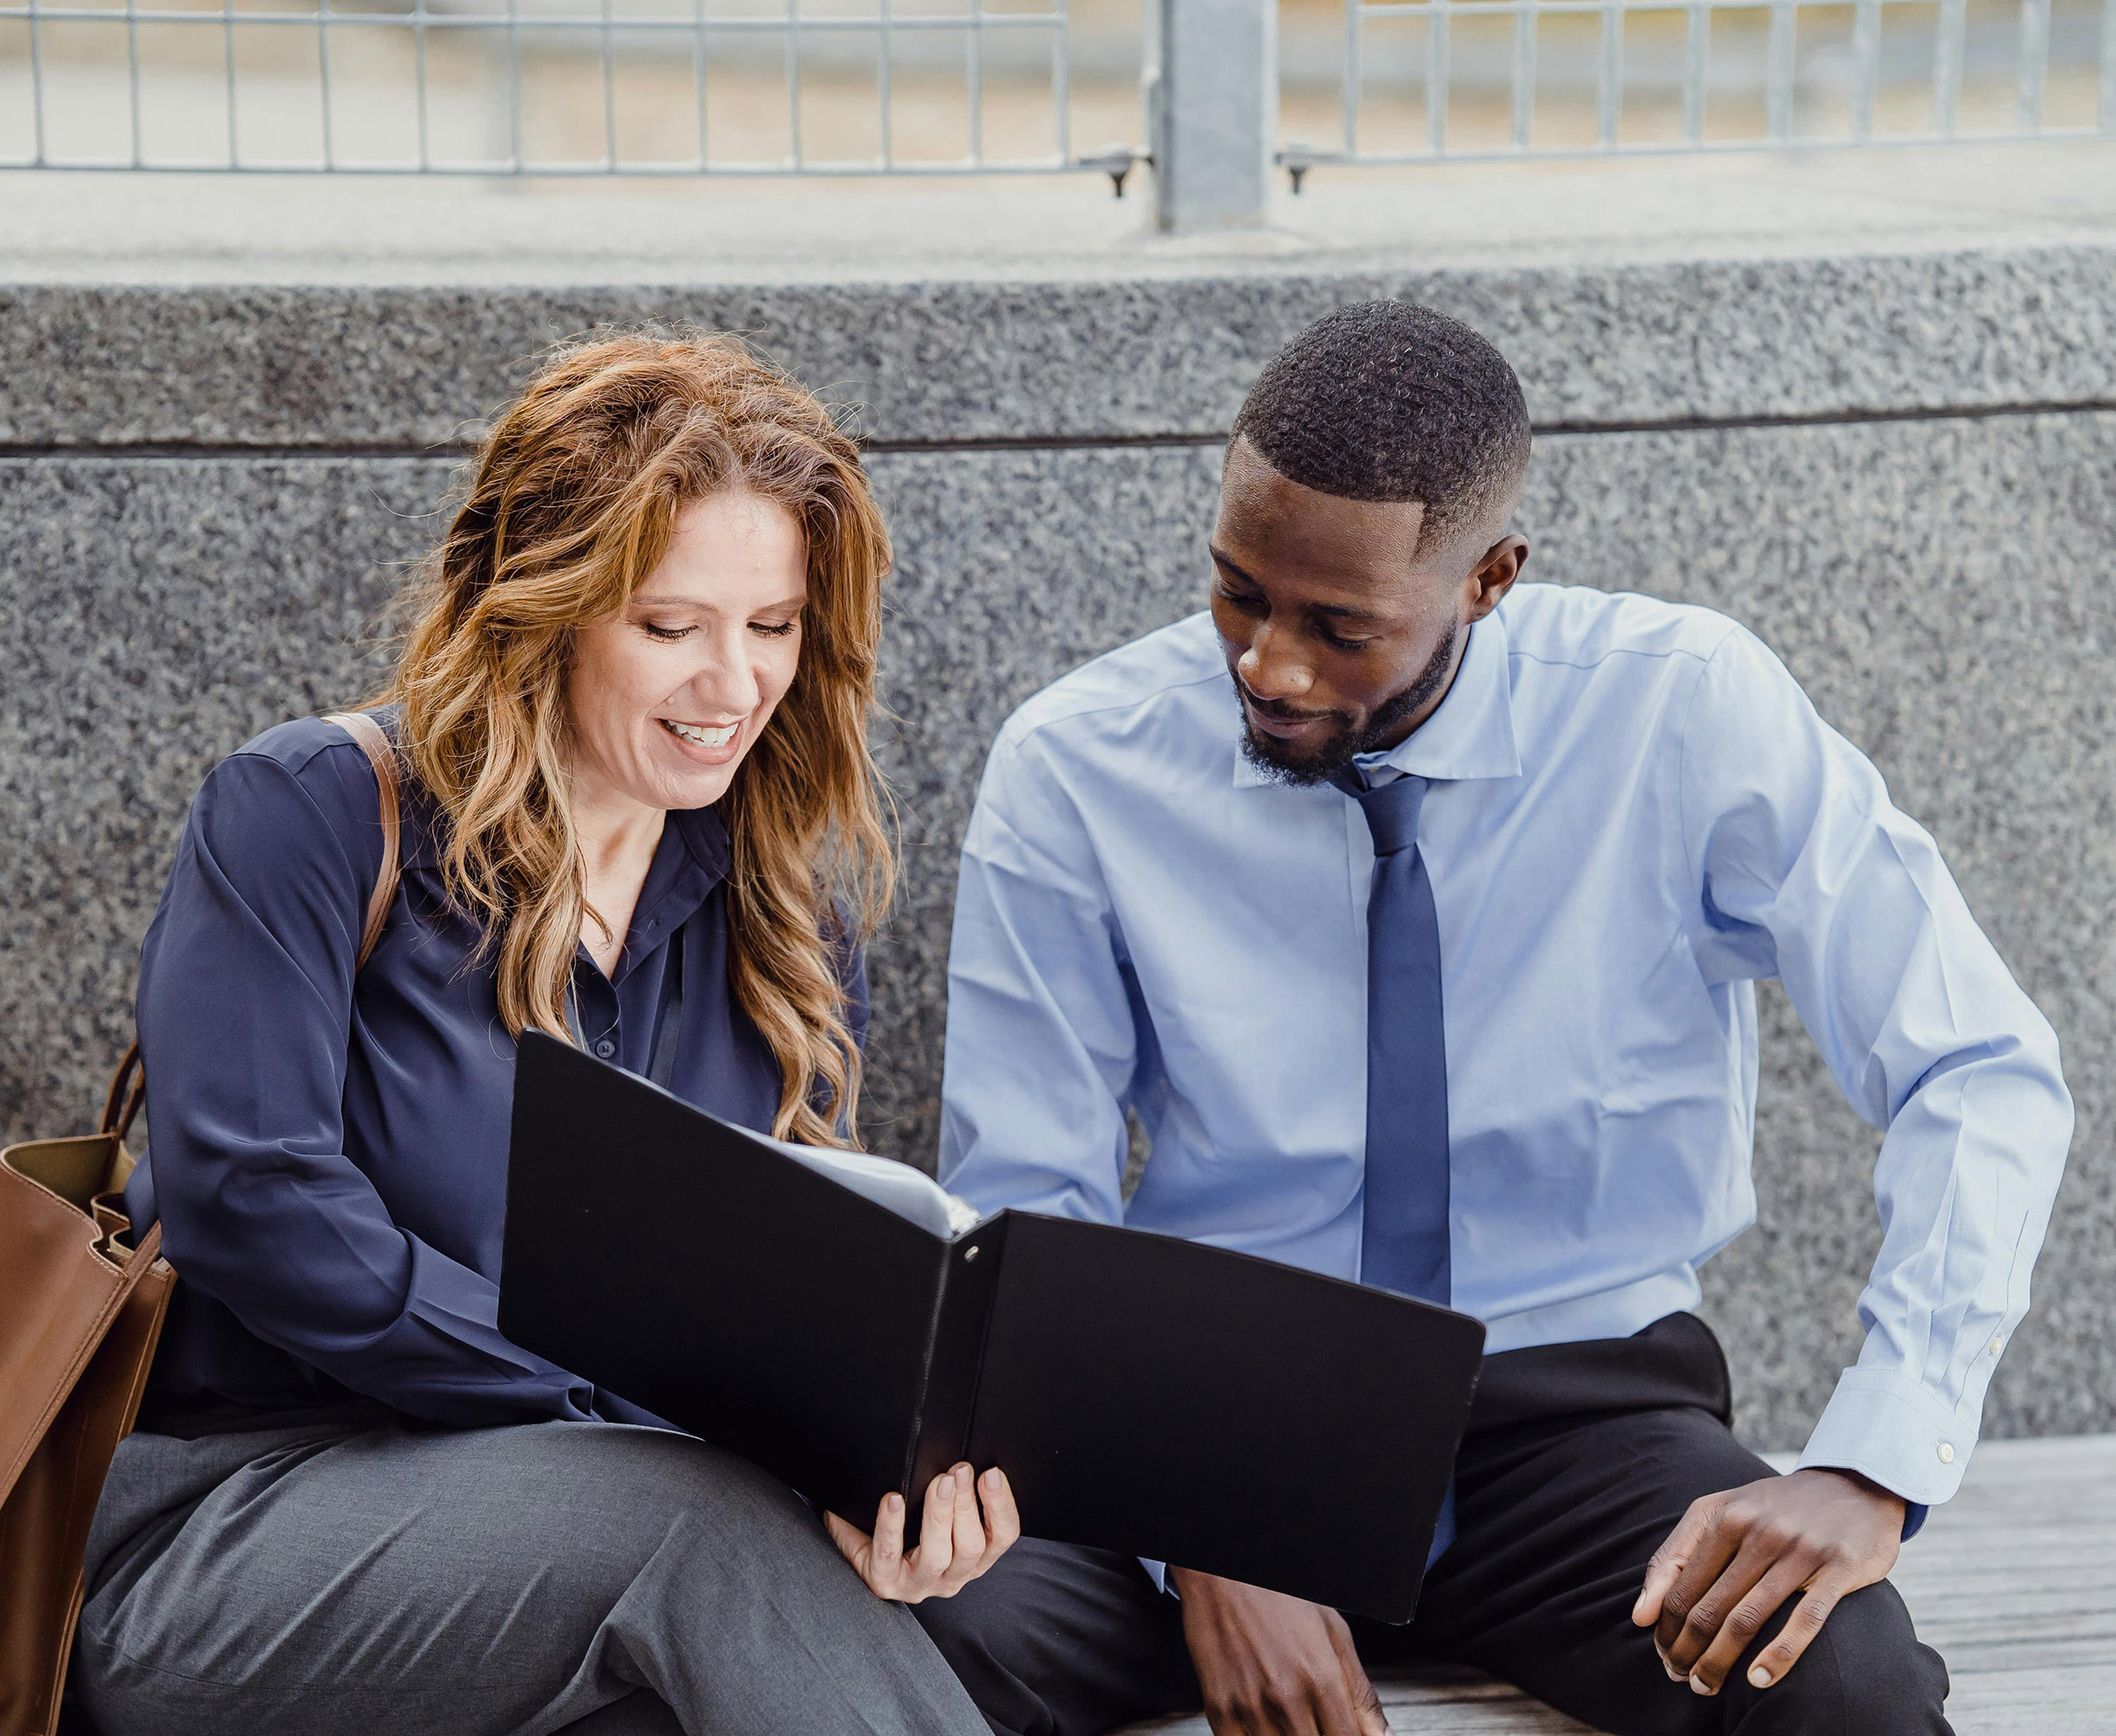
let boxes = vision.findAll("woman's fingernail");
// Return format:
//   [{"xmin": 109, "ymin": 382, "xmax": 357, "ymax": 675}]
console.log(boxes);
[{"xmin": 1749, "ymin": 1667, "xmax": 1772, "ymax": 1688}]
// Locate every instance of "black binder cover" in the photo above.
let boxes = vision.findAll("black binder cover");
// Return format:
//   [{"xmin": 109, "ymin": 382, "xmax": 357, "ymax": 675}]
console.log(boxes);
[{"xmin": 499, "ymin": 1032, "xmax": 1485, "ymax": 1622}]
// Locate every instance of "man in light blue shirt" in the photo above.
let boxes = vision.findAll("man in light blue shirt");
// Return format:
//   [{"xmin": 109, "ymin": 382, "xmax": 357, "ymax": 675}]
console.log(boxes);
[{"xmin": 913, "ymin": 303, "xmax": 2070, "ymax": 1736}]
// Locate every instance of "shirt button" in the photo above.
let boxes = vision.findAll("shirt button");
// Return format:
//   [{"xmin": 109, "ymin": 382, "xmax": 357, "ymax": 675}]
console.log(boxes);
[
  {"xmin": 1937, "ymin": 1443, "xmax": 1955, "ymax": 1464},
  {"xmin": 595, "ymin": 1039, "xmax": 616, "ymax": 1059},
  {"xmin": 1989, "ymin": 1338, "xmax": 2004, "ymax": 1356}
]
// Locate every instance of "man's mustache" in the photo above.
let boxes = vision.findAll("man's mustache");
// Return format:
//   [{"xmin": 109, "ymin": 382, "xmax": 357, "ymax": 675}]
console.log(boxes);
[{"xmin": 1234, "ymin": 678, "xmax": 1346, "ymax": 729}]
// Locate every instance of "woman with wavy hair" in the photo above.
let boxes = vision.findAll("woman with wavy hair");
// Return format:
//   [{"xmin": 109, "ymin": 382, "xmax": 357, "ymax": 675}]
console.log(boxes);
[{"xmin": 72, "ymin": 334, "xmax": 1015, "ymax": 1736}]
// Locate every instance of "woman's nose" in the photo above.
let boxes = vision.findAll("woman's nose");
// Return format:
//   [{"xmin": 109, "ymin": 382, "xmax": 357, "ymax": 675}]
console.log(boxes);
[{"xmin": 690, "ymin": 634, "xmax": 763, "ymax": 715}]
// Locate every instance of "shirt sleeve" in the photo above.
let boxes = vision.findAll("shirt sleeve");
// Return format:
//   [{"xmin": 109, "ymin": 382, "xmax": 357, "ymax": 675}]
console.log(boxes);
[
  {"xmin": 137, "ymin": 748, "xmax": 602, "ymax": 1428},
  {"xmin": 1677, "ymin": 627, "xmax": 2073, "ymax": 1506},
  {"xmin": 936, "ymin": 726, "xmax": 1136, "ymax": 1223}
]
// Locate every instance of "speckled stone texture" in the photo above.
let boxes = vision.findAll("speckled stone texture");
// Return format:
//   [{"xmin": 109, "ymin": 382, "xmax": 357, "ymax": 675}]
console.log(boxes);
[
  {"xmin": 3, "ymin": 408, "xmax": 2108, "ymax": 1453},
  {"xmin": 5, "ymin": 243, "xmax": 2116, "ymax": 450}
]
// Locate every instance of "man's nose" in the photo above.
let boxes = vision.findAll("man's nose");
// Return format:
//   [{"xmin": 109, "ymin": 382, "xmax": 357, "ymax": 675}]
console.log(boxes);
[{"xmin": 1239, "ymin": 624, "xmax": 1314, "ymax": 700}]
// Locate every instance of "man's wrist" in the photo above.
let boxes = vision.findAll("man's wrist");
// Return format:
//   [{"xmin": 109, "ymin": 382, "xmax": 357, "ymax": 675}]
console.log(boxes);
[{"xmin": 1797, "ymin": 1464, "xmax": 1927, "ymax": 1541}]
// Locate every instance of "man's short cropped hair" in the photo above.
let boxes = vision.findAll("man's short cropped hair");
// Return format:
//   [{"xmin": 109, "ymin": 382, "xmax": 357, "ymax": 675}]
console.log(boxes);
[{"xmin": 1230, "ymin": 299, "xmax": 1532, "ymax": 554}]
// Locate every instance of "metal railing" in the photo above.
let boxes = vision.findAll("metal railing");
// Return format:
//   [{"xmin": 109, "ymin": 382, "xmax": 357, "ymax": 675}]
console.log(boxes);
[
  {"xmin": 0, "ymin": 0, "xmax": 1116, "ymax": 175},
  {"xmin": 3, "ymin": 0, "xmax": 2112, "ymax": 221},
  {"xmin": 1285, "ymin": 0, "xmax": 2116, "ymax": 173}
]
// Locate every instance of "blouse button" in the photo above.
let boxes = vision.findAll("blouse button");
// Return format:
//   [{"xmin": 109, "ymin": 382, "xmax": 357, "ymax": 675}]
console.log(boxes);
[{"xmin": 595, "ymin": 1039, "xmax": 616, "ymax": 1059}]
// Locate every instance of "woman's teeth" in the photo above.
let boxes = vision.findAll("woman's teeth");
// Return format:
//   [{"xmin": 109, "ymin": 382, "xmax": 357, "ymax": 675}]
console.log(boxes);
[{"xmin": 661, "ymin": 719, "xmax": 739, "ymax": 748}]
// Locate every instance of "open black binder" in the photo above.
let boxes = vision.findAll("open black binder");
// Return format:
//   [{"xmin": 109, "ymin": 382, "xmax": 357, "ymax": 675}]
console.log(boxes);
[{"xmin": 499, "ymin": 1031, "xmax": 1486, "ymax": 1622}]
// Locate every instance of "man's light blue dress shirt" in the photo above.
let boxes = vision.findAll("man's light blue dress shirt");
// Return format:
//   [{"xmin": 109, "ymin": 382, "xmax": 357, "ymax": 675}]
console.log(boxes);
[{"xmin": 937, "ymin": 583, "xmax": 2071, "ymax": 1510}]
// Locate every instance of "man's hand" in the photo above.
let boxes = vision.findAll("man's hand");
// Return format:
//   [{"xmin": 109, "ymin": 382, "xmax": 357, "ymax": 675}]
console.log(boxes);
[
  {"xmin": 1169, "ymin": 1568, "xmax": 1388, "ymax": 1736},
  {"xmin": 1633, "ymin": 1468, "xmax": 1905, "ymax": 1696},
  {"xmin": 824, "ymin": 1463, "xmax": 1020, "ymax": 1603}
]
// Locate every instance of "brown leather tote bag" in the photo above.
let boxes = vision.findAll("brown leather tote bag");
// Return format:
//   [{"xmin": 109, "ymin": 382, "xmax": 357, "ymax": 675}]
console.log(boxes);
[{"xmin": 0, "ymin": 713, "xmax": 401, "ymax": 1736}]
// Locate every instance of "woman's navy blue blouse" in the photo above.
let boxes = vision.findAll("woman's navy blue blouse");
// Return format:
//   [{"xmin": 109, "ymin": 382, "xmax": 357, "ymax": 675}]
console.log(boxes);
[{"xmin": 127, "ymin": 713, "xmax": 864, "ymax": 1432}]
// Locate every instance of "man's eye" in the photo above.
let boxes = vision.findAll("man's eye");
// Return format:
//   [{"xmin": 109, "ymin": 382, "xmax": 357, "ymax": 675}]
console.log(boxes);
[
  {"xmin": 1213, "ymin": 586, "xmax": 1265, "ymax": 614},
  {"xmin": 1321, "ymin": 630, "xmax": 1376, "ymax": 653},
  {"xmin": 641, "ymin": 622, "xmax": 693, "ymax": 642}
]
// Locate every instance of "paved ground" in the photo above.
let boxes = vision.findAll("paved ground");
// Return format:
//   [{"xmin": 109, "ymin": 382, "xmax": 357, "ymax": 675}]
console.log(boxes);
[
  {"xmin": 1118, "ymin": 1434, "xmax": 2116, "ymax": 1736},
  {"xmin": 4, "ymin": 140, "xmax": 2115, "ymax": 288}
]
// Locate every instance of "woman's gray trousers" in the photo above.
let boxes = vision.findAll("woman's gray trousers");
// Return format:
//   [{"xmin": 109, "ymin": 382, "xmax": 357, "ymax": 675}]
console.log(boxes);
[{"xmin": 72, "ymin": 1417, "xmax": 990, "ymax": 1736}]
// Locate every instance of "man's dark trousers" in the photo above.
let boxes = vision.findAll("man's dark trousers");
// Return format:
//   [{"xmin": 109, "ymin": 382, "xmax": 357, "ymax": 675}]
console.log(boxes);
[{"xmin": 913, "ymin": 1316, "xmax": 1952, "ymax": 1736}]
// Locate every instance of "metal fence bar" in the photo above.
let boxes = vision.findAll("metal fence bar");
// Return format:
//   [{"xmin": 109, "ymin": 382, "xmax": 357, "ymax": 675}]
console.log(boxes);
[
  {"xmin": 1933, "ymin": 0, "xmax": 1967, "ymax": 135},
  {"xmin": 125, "ymin": 0, "xmax": 141, "ymax": 166},
  {"xmin": 878, "ymin": 0, "xmax": 893, "ymax": 167},
  {"xmin": 601, "ymin": 0, "xmax": 618, "ymax": 168},
  {"xmin": 1428, "ymin": 0, "xmax": 1449, "ymax": 150},
  {"xmin": 693, "ymin": 0, "xmax": 708, "ymax": 168},
  {"xmin": 1510, "ymin": 0, "xmax": 1534, "ymax": 146},
  {"xmin": 1344, "ymin": 0, "xmax": 1363, "ymax": 154},
  {"xmin": 26, "ymin": 0, "xmax": 44, "ymax": 164},
  {"xmin": 969, "ymin": 4, "xmax": 985, "ymax": 163},
  {"xmin": 1850, "ymin": 0, "xmax": 1879, "ymax": 141},
  {"xmin": 2105, "ymin": 0, "xmax": 2116, "ymax": 131},
  {"xmin": 317, "ymin": 0, "xmax": 333, "ymax": 168},
  {"xmin": 1597, "ymin": 0, "xmax": 1620, "ymax": 144},
  {"xmin": 1682, "ymin": 0, "xmax": 1706, "ymax": 142},
  {"xmin": 1052, "ymin": 0, "xmax": 1070, "ymax": 161},
  {"xmin": 2099, "ymin": 0, "xmax": 2116, "ymax": 133},
  {"xmin": 786, "ymin": 0, "xmax": 802, "ymax": 167},
  {"xmin": 0, "ymin": 9, "xmax": 1065, "ymax": 31},
  {"xmin": 1764, "ymin": 0, "xmax": 1793, "ymax": 141},
  {"xmin": 221, "ymin": 0, "xmax": 238, "ymax": 166},
  {"xmin": 505, "ymin": 0, "xmax": 522, "ymax": 170},
  {"xmin": 2018, "ymin": 0, "xmax": 2050, "ymax": 132},
  {"xmin": 414, "ymin": 1, "xmax": 430, "ymax": 170}
]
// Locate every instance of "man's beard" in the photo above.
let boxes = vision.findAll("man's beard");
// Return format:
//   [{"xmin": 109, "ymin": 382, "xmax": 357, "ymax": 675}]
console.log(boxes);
[{"xmin": 1236, "ymin": 620, "xmax": 1462, "ymax": 786}]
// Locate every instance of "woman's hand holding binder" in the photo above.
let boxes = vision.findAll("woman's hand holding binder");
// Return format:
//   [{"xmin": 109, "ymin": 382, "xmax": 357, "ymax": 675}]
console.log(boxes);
[{"xmin": 825, "ymin": 1462, "xmax": 1021, "ymax": 1602}]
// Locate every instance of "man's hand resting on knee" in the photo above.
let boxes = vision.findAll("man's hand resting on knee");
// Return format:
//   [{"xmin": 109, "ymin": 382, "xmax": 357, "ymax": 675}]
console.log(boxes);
[
  {"xmin": 1633, "ymin": 1468, "xmax": 1906, "ymax": 1697},
  {"xmin": 1168, "ymin": 1569, "xmax": 1389, "ymax": 1736}
]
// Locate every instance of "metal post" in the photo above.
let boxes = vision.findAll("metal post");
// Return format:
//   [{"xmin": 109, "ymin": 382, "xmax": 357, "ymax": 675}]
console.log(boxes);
[{"xmin": 1147, "ymin": 0, "xmax": 1276, "ymax": 232}]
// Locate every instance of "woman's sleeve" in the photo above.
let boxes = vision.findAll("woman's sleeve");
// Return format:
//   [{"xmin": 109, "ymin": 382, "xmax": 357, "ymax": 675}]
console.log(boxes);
[{"xmin": 137, "ymin": 746, "xmax": 601, "ymax": 1427}]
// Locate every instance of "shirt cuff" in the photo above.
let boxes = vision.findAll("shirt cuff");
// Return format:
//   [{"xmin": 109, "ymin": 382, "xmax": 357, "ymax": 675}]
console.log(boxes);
[
  {"xmin": 1141, "ymin": 1558, "xmax": 1173, "ymax": 1595},
  {"xmin": 1796, "ymin": 1365, "xmax": 1976, "ymax": 1506}
]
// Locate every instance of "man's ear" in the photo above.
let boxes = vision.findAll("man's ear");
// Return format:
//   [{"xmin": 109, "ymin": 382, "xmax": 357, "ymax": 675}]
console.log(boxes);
[{"xmin": 1468, "ymin": 535, "xmax": 1529, "ymax": 620}]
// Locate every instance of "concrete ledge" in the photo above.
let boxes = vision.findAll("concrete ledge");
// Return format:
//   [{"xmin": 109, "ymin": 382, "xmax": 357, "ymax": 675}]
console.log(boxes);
[{"xmin": 4, "ymin": 148, "xmax": 2116, "ymax": 449}]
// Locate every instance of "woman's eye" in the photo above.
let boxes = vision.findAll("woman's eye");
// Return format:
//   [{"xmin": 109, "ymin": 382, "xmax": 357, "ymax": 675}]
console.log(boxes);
[
  {"xmin": 750, "ymin": 621, "xmax": 798, "ymax": 640},
  {"xmin": 641, "ymin": 622, "xmax": 693, "ymax": 642}
]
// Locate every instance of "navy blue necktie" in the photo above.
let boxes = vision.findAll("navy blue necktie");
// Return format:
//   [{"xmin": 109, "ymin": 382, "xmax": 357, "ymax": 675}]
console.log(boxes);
[{"xmin": 1335, "ymin": 766, "xmax": 1456, "ymax": 1562}]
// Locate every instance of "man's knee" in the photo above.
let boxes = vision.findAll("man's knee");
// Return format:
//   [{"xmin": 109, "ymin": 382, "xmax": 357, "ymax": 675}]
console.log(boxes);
[
  {"xmin": 1741, "ymin": 1581, "xmax": 1948, "ymax": 1735},
  {"xmin": 910, "ymin": 1554, "xmax": 1049, "ymax": 1724},
  {"xmin": 911, "ymin": 1541, "xmax": 1194, "ymax": 1736}
]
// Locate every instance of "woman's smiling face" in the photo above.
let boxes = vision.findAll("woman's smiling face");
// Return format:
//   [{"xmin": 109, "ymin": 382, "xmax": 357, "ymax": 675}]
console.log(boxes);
[{"xmin": 568, "ymin": 488, "xmax": 808, "ymax": 816}]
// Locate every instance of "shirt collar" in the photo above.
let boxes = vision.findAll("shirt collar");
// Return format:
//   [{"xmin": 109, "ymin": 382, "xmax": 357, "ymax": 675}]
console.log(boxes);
[
  {"xmin": 1232, "ymin": 608, "xmax": 1521, "ymax": 790},
  {"xmin": 624, "ymin": 804, "xmax": 730, "ymax": 946}
]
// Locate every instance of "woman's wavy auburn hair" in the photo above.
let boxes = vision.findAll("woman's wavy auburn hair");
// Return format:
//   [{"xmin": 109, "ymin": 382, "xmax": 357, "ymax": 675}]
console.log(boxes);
[{"xmin": 382, "ymin": 332, "xmax": 894, "ymax": 1147}]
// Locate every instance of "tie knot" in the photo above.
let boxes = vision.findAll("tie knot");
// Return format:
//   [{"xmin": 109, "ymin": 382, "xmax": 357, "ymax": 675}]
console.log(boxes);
[{"xmin": 1337, "ymin": 770, "xmax": 1428, "ymax": 857}]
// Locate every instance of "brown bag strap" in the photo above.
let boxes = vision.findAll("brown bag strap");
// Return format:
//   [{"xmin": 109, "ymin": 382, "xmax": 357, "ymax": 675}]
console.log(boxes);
[
  {"xmin": 323, "ymin": 710, "xmax": 404, "ymax": 971},
  {"xmin": 100, "ymin": 713, "xmax": 405, "ymax": 1144}
]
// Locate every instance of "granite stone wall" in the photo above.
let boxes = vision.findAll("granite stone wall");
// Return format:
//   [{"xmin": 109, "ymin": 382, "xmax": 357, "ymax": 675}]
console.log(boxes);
[{"xmin": 3, "ymin": 249, "xmax": 2110, "ymax": 1454}]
